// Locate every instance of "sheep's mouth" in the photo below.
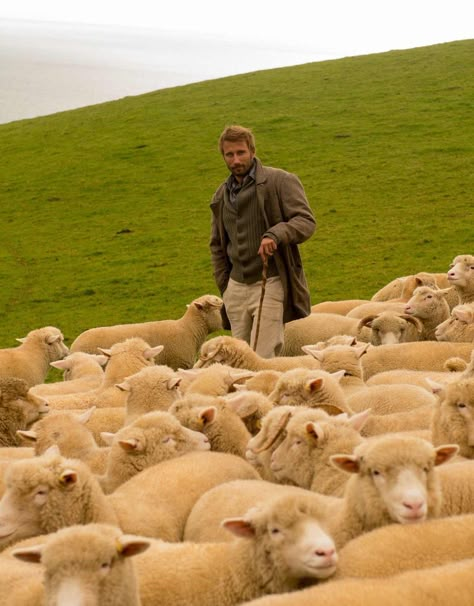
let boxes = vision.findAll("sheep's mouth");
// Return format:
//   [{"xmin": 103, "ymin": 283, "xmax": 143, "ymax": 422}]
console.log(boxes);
[{"xmin": 399, "ymin": 513, "xmax": 426, "ymax": 524}]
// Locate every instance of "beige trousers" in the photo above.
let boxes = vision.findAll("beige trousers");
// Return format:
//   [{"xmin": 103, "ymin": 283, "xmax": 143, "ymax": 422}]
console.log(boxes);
[{"xmin": 223, "ymin": 277, "xmax": 285, "ymax": 358}]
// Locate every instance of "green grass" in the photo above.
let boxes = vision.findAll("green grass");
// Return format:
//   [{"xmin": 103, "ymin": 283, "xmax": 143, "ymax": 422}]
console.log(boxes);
[{"xmin": 0, "ymin": 39, "xmax": 472, "ymax": 348}]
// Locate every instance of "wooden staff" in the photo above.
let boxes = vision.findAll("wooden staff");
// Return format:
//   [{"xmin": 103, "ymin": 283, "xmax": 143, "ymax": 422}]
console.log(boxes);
[{"xmin": 252, "ymin": 258, "xmax": 268, "ymax": 352}]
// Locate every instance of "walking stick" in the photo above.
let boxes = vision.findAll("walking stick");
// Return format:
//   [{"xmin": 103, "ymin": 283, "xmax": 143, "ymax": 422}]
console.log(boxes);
[{"xmin": 252, "ymin": 258, "xmax": 268, "ymax": 352}]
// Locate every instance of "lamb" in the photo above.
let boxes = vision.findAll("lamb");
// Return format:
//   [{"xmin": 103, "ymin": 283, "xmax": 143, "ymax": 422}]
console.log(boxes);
[
  {"xmin": 370, "ymin": 271, "xmax": 451, "ymax": 302},
  {"xmin": 29, "ymin": 352, "xmax": 108, "ymax": 397},
  {"xmin": 224, "ymin": 390, "xmax": 274, "ymax": 435},
  {"xmin": 12, "ymin": 523, "xmax": 150, "ymax": 606},
  {"xmin": 357, "ymin": 311, "xmax": 423, "ymax": 345},
  {"xmin": 98, "ymin": 410, "xmax": 210, "ymax": 493},
  {"xmin": 176, "ymin": 364, "xmax": 255, "ymax": 396},
  {"xmin": 0, "ymin": 326, "xmax": 69, "ymax": 388},
  {"xmin": 360, "ymin": 341, "xmax": 474, "ymax": 379},
  {"xmin": 0, "ymin": 449, "xmax": 260, "ymax": 548},
  {"xmin": 281, "ymin": 314, "xmax": 370, "ymax": 357},
  {"xmin": 430, "ymin": 377, "xmax": 474, "ymax": 458},
  {"xmin": 239, "ymin": 558, "xmax": 474, "ymax": 606},
  {"xmin": 168, "ymin": 393, "xmax": 252, "ymax": 457},
  {"xmin": 346, "ymin": 301, "xmax": 409, "ymax": 320},
  {"xmin": 16, "ymin": 408, "xmax": 110, "ymax": 474},
  {"xmin": 116, "ymin": 364, "xmax": 182, "ymax": 424},
  {"xmin": 195, "ymin": 336, "xmax": 321, "ymax": 372},
  {"xmin": 0, "ymin": 377, "xmax": 49, "ymax": 447},
  {"xmin": 133, "ymin": 492, "xmax": 338, "ymax": 606},
  {"xmin": 403, "ymin": 285, "xmax": 452, "ymax": 340},
  {"xmin": 334, "ymin": 512, "xmax": 474, "ymax": 579},
  {"xmin": 435, "ymin": 303, "xmax": 474, "ymax": 342},
  {"xmin": 189, "ymin": 434, "xmax": 457, "ymax": 552},
  {"xmin": 447, "ymin": 253, "xmax": 474, "ymax": 304},
  {"xmin": 70, "ymin": 294, "xmax": 224, "ymax": 369},
  {"xmin": 311, "ymin": 299, "xmax": 369, "ymax": 315},
  {"xmin": 233, "ymin": 369, "xmax": 282, "ymax": 396},
  {"xmin": 269, "ymin": 409, "xmax": 369, "ymax": 496},
  {"xmin": 43, "ymin": 338, "xmax": 164, "ymax": 410},
  {"xmin": 268, "ymin": 367, "xmax": 352, "ymax": 415}
]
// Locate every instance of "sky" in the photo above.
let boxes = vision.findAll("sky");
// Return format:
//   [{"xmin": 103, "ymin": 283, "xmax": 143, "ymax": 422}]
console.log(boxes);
[
  {"xmin": 2, "ymin": 0, "xmax": 472, "ymax": 56},
  {"xmin": 1, "ymin": 0, "xmax": 472, "ymax": 123}
]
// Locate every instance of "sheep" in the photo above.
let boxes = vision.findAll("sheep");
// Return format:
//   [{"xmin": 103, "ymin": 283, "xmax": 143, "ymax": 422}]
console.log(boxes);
[
  {"xmin": 311, "ymin": 299, "xmax": 369, "ymax": 315},
  {"xmin": 447, "ymin": 254, "xmax": 474, "ymax": 304},
  {"xmin": 65, "ymin": 406, "xmax": 125, "ymax": 444},
  {"xmin": 70, "ymin": 294, "xmax": 224, "ymax": 369},
  {"xmin": 195, "ymin": 336, "xmax": 322, "ymax": 372},
  {"xmin": 98, "ymin": 410, "xmax": 210, "ymax": 493},
  {"xmin": 435, "ymin": 459, "xmax": 474, "ymax": 516},
  {"xmin": 0, "ymin": 377, "xmax": 49, "ymax": 447},
  {"xmin": 334, "ymin": 512, "xmax": 474, "ymax": 579},
  {"xmin": 370, "ymin": 271, "xmax": 451, "ymax": 302},
  {"xmin": 268, "ymin": 367, "xmax": 352, "ymax": 415},
  {"xmin": 224, "ymin": 390, "xmax": 274, "ymax": 435},
  {"xmin": 29, "ymin": 352, "xmax": 108, "ymax": 397},
  {"xmin": 0, "ymin": 449, "xmax": 260, "ymax": 549},
  {"xmin": 168, "ymin": 393, "xmax": 252, "ymax": 457},
  {"xmin": 360, "ymin": 341, "xmax": 474, "ymax": 379},
  {"xmin": 177, "ymin": 363, "xmax": 256, "ymax": 397},
  {"xmin": 188, "ymin": 434, "xmax": 457, "ymax": 553},
  {"xmin": 269, "ymin": 409, "xmax": 369, "ymax": 496},
  {"xmin": 0, "ymin": 326, "xmax": 69, "ymax": 388},
  {"xmin": 12, "ymin": 523, "xmax": 150, "ymax": 606},
  {"xmin": 133, "ymin": 492, "xmax": 338, "ymax": 606},
  {"xmin": 239, "ymin": 558, "xmax": 474, "ymax": 606},
  {"xmin": 233, "ymin": 369, "xmax": 282, "ymax": 396},
  {"xmin": 430, "ymin": 378, "xmax": 474, "ymax": 458},
  {"xmin": 43, "ymin": 338, "xmax": 164, "ymax": 410},
  {"xmin": 115, "ymin": 364, "xmax": 182, "ymax": 424},
  {"xmin": 347, "ymin": 383, "xmax": 437, "ymax": 416},
  {"xmin": 281, "ymin": 314, "xmax": 370, "ymax": 357},
  {"xmin": 16, "ymin": 408, "xmax": 110, "ymax": 474},
  {"xmin": 346, "ymin": 300, "xmax": 409, "ymax": 320},
  {"xmin": 403, "ymin": 285, "xmax": 452, "ymax": 340},
  {"xmin": 357, "ymin": 311, "xmax": 423, "ymax": 345},
  {"xmin": 435, "ymin": 303, "xmax": 474, "ymax": 342}
]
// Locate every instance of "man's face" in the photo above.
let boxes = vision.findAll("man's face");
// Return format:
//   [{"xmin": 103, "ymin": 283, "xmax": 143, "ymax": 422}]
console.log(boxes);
[{"xmin": 222, "ymin": 139, "xmax": 255, "ymax": 181}]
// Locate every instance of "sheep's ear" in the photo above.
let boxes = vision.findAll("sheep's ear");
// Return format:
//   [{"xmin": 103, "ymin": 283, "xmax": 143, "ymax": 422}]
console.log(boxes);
[
  {"xmin": 226, "ymin": 394, "xmax": 259, "ymax": 418},
  {"xmin": 44, "ymin": 445, "xmax": 61, "ymax": 456},
  {"xmin": 348, "ymin": 408, "xmax": 371, "ymax": 432},
  {"xmin": 16, "ymin": 337, "xmax": 27, "ymax": 344},
  {"xmin": 16, "ymin": 430, "xmax": 38, "ymax": 443},
  {"xmin": 354, "ymin": 343, "xmax": 370, "ymax": 358},
  {"xmin": 59, "ymin": 470, "xmax": 78, "ymax": 487},
  {"xmin": 199, "ymin": 407, "xmax": 217, "ymax": 425},
  {"xmin": 144, "ymin": 345, "xmax": 164, "ymax": 360},
  {"xmin": 308, "ymin": 378, "xmax": 324, "ymax": 393},
  {"xmin": 167, "ymin": 377, "xmax": 181, "ymax": 390},
  {"xmin": 320, "ymin": 404, "xmax": 346, "ymax": 416},
  {"xmin": 76, "ymin": 407, "xmax": 96, "ymax": 425},
  {"xmin": 98, "ymin": 347, "xmax": 112, "ymax": 358},
  {"xmin": 434, "ymin": 444, "xmax": 459, "ymax": 466},
  {"xmin": 330, "ymin": 370, "xmax": 346, "ymax": 382},
  {"xmin": 116, "ymin": 381, "xmax": 131, "ymax": 392},
  {"xmin": 222, "ymin": 518, "xmax": 256, "ymax": 538},
  {"xmin": 46, "ymin": 334, "xmax": 62, "ymax": 345},
  {"xmin": 119, "ymin": 438, "xmax": 144, "ymax": 452},
  {"xmin": 330, "ymin": 454, "xmax": 360, "ymax": 474},
  {"xmin": 306, "ymin": 422, "xmax": 324, "ymax": 441},
  {"xmin": 425, "ymin": 378, "xmax": 445, "ymax": 396},
  {"xmin": 50, "ymin": 358, "xmax": 70, "ymax": 370},
  {"xmin": 94, "ymin": 354, "xmax": 109, "ymax": 367},
  {"xmin": 100, "ymin": 432, "xmax": 115, "ymax": 446},
  {"xmin": 301, "ymin": 345, "xmax": 323, "ymax": 361},
  {"xmin": 117, "ymin": 536, "xmax": 151, "ymax": 557},
  {"xmin": 12, "ymin": 545, "xmax": 44, "ymax": 563}
]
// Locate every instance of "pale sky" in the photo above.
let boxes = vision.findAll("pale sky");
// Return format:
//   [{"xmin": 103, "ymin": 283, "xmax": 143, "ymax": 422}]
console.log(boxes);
[{"xmin": 2, "ymin": 0, "xmax": 473, "ymax": 57}]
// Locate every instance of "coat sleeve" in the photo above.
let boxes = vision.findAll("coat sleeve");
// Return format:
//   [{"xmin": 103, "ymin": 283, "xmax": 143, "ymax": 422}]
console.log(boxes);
[
  {"xmin": 209, "ymin": 187, "xmax": 230, "ymax": 294},
  {"xmin": 264, "ymin": 172, "xmax": 316, "ymax": 245}
]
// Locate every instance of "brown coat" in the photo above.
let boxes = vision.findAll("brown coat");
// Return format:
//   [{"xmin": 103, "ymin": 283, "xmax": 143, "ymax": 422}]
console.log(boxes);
[{"xmin": 210, "ymin": 158, "xmax": 316, "ymax": 328}]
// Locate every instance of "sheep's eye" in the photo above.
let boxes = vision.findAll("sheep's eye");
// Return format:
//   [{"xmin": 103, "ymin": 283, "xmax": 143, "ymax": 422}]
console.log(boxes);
[
  {"xmin": 423, "ymin": 466, "xmax": 430, "ymax": 473},
  {"xmin": 470, "ymin": 266, "xmax": 474, "ymax": 271},
  {"xmin": 457, "ymin": 402, "xmax": 467, "ymax": 409},
  {"xmin": 372, "ymin": 469, "xmax": 380, "ymax": 476},
  {"xmin": 270, "ymin": 527, "xmax": 281, "ymax": 535},
  {"xmin": 427, "ymin": 295, "xmax": 433, "ymax": 299}
]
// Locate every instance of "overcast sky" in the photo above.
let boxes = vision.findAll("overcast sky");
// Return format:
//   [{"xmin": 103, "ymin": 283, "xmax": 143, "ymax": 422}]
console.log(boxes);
[{"xmin": 2, "ymin": 0, "xmax": 472, "ymax": 57}]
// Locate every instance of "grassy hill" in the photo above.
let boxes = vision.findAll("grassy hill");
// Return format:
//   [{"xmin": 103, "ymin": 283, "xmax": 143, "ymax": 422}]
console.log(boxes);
[{"xmin": 0, "ymin": 39, "xmax": 472, "ymax": 348}]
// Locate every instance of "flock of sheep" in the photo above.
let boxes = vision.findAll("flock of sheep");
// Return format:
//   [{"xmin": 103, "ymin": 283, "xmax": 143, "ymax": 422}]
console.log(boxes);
[{"xmin": 0, "ymin": 254, "xmax": 473, "ymax": 605}]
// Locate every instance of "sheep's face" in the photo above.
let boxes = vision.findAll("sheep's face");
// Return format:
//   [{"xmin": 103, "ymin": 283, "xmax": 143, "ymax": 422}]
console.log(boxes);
[
  {"xmin": 435, "ymin": 307, "xmax": 474, "ymax": 342},
  {"xmin": 448, "ymin": 255, "xmax": 474, "ymax": 287},
  {"xmin": 438, "ymin": 381, "xmax": 474, "ymax": 457},
  {"xmin": 331, "ymin": 437, "xmax": 458, "ymax": 526},
  {"xmin": 224, "ymin": 496, "xmax": 337, "ymax": 582}
]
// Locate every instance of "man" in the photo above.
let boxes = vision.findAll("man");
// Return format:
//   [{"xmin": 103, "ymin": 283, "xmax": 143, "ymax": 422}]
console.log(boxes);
[{"xmin": 209, "ymin": 124, "xmax": 316, "ymax": 358}]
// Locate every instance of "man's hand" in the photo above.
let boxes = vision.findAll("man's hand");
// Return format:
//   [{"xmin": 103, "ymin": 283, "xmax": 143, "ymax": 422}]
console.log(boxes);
[{"xmin": 258, "ymin": 237, "xmax": 277, "ymax": 262}]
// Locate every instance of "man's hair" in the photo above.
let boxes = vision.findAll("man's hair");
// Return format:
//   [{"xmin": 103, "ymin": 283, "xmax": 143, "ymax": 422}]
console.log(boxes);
[{"xmin": 218, "ymin": 125, "xmax": 256, "ymax": 154}]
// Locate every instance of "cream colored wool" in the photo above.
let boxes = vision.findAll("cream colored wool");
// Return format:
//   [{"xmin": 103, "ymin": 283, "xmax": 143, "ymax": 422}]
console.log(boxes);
[
  {"xmin": 177, "ymin": 363, "xmax": 256, "ymax": 396},
  {"xmin": 447, "ymin": 254, "xmax": 474, "ymax": 305},
  {"xmin": 134, "ymin": 492, "xmax": 338, "ymax": 606},
  {"xmin": 29, "ymin": 352, "xmax": 107, "ymax": 397},
  {"xmin": 435, "ymin": 303, "xmax": 474, "ymax": 342},
  {"xmin": 235, "ymin": 369, "xmax": 282, "ymax": 396},
  {"xmin": 169, "ymin": 393, "xmax": 251, "ymax": 458},
  {"xmin": 98, "ymin": 410, "xmax": 209, "ymax": 493},
  {"xmin": 370, "ymin": 271, "xmax": 451, "ymax": 302},
  {"xmin": 239, "ymin": 558, "xmax": 474, "ymax": 606},
  {"xmin": 357, "ymin": 310, "xmax": 423, "ymax": 345},
  {"xmin": 403, "ymin": 285, "xmax": 452, "ymax": 340},
  {"xmin": 70, "ymin": 293, "xmax": 224, "ymax": 369},
  {"xmin": 0, "ymin": 326, "xmax": 69, "ymax": 388},
  {"xmin": 311, "ymin": 299, "xmax": 369, "ymax": 315},
  {"xmin": 346, "ymin": 301, "xmax": 408, "ymax": 320},
  {"xmin": 44, "ymin": 337, "xmax": 163, "ymax": 410},
  {"xmin": 195, "ymin": 336, "xmax": 322, "ymax": 372},
  {"xmin": 224, "ymin": 390, "xmax": 274, "ymax": 435}
]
